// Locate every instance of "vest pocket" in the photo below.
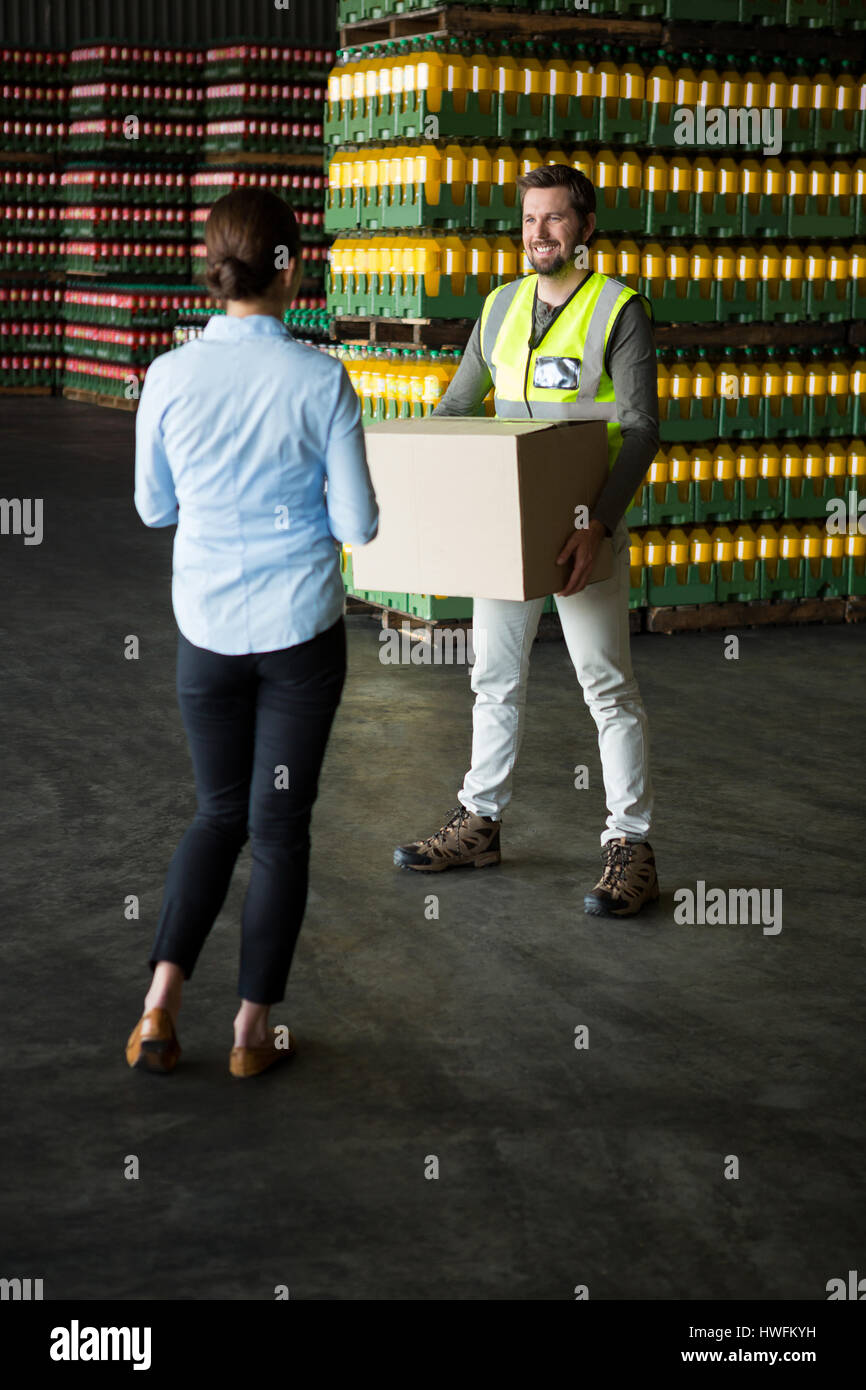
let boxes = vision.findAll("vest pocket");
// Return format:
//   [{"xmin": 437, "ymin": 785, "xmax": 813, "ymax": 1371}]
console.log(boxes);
[{"xmin": 532, "ymin": 356, "xmax": 582, "ymax": 391}]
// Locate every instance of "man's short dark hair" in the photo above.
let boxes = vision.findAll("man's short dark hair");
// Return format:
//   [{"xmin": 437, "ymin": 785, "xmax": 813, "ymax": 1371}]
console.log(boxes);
[{"xmin": 516, "ymin": 164, "xmax": 596, "ymax": 233}]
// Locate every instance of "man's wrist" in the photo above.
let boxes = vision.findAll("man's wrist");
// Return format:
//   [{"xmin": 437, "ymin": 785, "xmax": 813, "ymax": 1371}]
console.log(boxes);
[{"xmin": 588, "ymin": 516, "xmax": 610, "ymax": 539}]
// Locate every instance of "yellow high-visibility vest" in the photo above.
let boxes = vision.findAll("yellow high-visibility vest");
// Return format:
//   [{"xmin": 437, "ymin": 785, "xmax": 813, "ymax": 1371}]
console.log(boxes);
[{"xmin": 479, "ymin": 270, "xmax": 650, "ymax": 469}]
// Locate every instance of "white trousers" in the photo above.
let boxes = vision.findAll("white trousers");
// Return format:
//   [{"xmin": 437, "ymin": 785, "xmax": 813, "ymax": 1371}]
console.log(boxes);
[{"xmin": 457, "ymin": 518, "xmax": 653, "ymax": 846}]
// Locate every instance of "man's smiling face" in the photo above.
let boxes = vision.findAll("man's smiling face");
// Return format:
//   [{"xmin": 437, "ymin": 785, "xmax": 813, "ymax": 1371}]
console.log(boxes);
[{"xmin": 521, "ymin": 185, "xmax": 591, "ymax": 277}]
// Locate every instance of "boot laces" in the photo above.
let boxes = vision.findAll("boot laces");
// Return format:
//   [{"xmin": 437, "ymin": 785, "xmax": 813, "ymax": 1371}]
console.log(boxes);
[
  {"xmin": 427, "ymin": 806, "xmax": 468, "ymax": 848},
  {"xmin": 602, "ymin": 839, "xmax": 633, "ymax": 886}
]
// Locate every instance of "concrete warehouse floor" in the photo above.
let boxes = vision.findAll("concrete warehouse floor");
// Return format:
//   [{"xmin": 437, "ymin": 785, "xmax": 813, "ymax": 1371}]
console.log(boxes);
[{"xmin": 1, "ymin": 397, "xmax": 864, "ymax": 1302}]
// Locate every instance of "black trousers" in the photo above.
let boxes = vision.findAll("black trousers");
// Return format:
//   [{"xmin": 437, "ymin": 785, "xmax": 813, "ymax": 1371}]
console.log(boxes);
[{"xmin": 148, "ymin": 617, "xmax": 346, "ymax": 1004}]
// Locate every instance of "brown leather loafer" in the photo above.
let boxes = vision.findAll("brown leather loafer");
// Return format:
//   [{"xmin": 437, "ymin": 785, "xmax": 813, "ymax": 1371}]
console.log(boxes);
[
  {"xmin": 125, "ymin": 1008, "xmax": 181, "ymax": 1073},
  {"xmin": 229, "ymin": 1026, "xmax": 295, "ymax": 1078}
]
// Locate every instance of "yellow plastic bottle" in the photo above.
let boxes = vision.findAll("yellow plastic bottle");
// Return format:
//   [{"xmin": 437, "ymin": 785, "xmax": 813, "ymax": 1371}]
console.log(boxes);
[
  {"xmin": 492, "ymin": 234, "xmax": 519, "ymax": 283},
  {"xmin": 643, "ymin": 529, "xmax": 668, "ymax": 586},
  {"xmin": 641, "ymin": 241, "xmax": 667, "ymax": 305},
  {"xmin": 690, "ymin": 526, "xmax": 714, "ymax": 583},
  {"xmin": 756, "ymin": 522, "xmax": 780, "ymax": 578},
  {"xmin": 803, "ymin": 439, "xmax": 827, "ymax": 505},
  {"xmin": 757, "ymin": 241, "xmax": 782, "ymax": 314},
  {"xmin": 593, "ymin": 147, "xmax": 619, "ymax": 215},
  {"xmin": 617, "ymin": 238, "xmax": 641, "ymax": 290},
  {"xmin": 782, "ymin": 352, "xmax": 807, "ymax": 430},
  {"xmin": 712, "ymin": 442, "xmax": 737, "ymax": 507},
  {"xmin": 712, "ymin": 523, "xmax": 736, "ymax": 574},
  {"xmin": 740, "ymin": 345, "xmax": 763, "ymax": 427},
  {"xmin": 740, "ymin": 56, "xmax": 766, "ymax": 111},
  {"xmin": 573, "ymin": 45, "xmax": 600, "ymax": 121},
  {"xmin": 518, "ymin": 143, "xmax": 544, "ymax": 178},
  {"xmin": 492, "ymin": 41, "xmax": 520, "ymax": 119},
  {"xmin": 691, "ymin": 445, "xmax": 713, "ymax": 501},
  {"xmin": 375, "ymin": 42, "xmax": 402, "ymax": 118},
  {"xmin": 492, "ymin": 144, "xmax": 518, "ymax": 208},
  {"xmin": 736, "ymin": 443, "xmax": 759, "ymax": 506},
  {"xmin": 468, "ymin": 234, "xmax": 492, "ymax": 298},
  {"xmin": 351, "ymin": 46, "xmax": 371, "ymax": 117},
  {"xmin": 413, "ymin": 143, "xmax": 443, "ymax": 208},
  {"xmin": 620, "ymin": 48, "xmax": 646, "ymax": 120},
  {"xmin": 592, "ymin": 236, "xmax": 618, "ymax": 278},
  {"xmin": 778, "ymin": 522, "xmax": 803, "ymax": 583},
  {"xmin": 733, "ymin": 524, "xmax": 758, "ymax": 579},
  {"xmin": 413, "ymin": 40, "xmax": 448, "ymax": 115},
  {"xmin": 696, "ymin": 53, "xmax": 721, "ymax": 110},
  {"xmin": 569, "ymin": 146, "xmax": 596, "ymax": 181},
  {"xmin": 444, "ymin": 38, "xmax": 471, "ymax": 116},
  {"xmin": 804, "ymin": 348, "xmax": 828, "ymax": 431},
  {"xmin": 692, "ymin": 346, "xmax": 715, "ymax": 422},
  {"xmin": 718, "ymin": 54, "xmax": 743, "ymax": 110},
  {"xmin": 422, "ymin": 349, "xmax": 452, "ymax": 413},
  {"xmin": 691, "ymin": 243, "xmax": 714, "ymax": 313},
  {"xmin": 327, "ymin": 58, "xmax": 343, "ymax": 118},
  {"xmin": 595, "ymin": 49, "xmax": 621, "ymax": 122},
  {"xmin": 667, "ymin": 526, "xmax": 691, "ymax": 585},
  {"xmin": 648, "ymin": 448, "xmax": 669, "ymax": 509},
  {"xmin": 758, "ymin": 442, "xmax": 782, "ymax": 503},
  {"xmin": 547, "ymin": 41, "xmax": 574, "ymax": 125},
  {"xmin": 338, "ymin": 48, "xmax": 360, "ymax": 116},
  {"xmin": 825, "ymin": 438, "xmax": 848, "ymax": 499},
  {"xmin": 441, "ymin": 233, "xmax": 467, "ymax": 298},
  {"xmin": 781, "ymin": 443, "xmax": 805, "ymax": 508},
  {"xmin": 673, "ymin": 53, "xmax": 699, "ymax": 109},
  {"xmin": 442, "ymin": 143, "xmax": 467, "ymax": 209},
  {"xmin": 781, "ymin": 242, "xmax": 806, "ymax": 313},
  {"xmin": 520, "ymin": 40, "xmax": 547, "ymax": 121},
  {"xmin": 363, "ymin": 43, "xmax": 381, "ymax": 116},
  {"xmin": 618, "ymin": 150, "xmax": 643, "ymax": 220},
  {"xmin": 468, "ymin": 143, "xmax": 492, "ymax": 210},
  {"xmin": 646, "ymin": 49, "xmax": 674, "ymax": 121},
  {"xmin": 827, "ymin": 348, "xmax": 849, "ymax": 430},
  {"xmin": 764, "ymin": 61, "xmax": 790, "ymax": 118},
  {"xmin": 469, "ymin": 39, "xmax": 495, "ymax": 118},
  {"xmin": 669, "ymin": 445, "xmax": 692, "ymax": 504}
]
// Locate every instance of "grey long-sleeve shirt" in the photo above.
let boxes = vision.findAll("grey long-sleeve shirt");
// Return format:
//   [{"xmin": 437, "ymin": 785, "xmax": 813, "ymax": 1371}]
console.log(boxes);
[{"xmin": 431, "ymin": 276, "xmax": 660, "ymax": 535}]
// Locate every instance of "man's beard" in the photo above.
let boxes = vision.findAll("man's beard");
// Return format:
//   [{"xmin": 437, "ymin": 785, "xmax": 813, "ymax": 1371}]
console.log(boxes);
[{"xmin": 526, "ymin": 241, "xmax": 579, "ymax": 277}]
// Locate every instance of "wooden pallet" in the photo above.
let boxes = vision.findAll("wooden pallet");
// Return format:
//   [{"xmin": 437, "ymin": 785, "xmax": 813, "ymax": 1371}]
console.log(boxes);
[
  {"xmin": 348, "ymin": 598, "xmax": 641, "ymax": 638},
  {"xmin": 203, "ymin": 151, "xmax": 324, "ymax": 167},
  {"xmin": 645, "ymin": 596, "xmax": 847, "ymax": 634},
  {"xmin": 332, "ymin": 314, "xmax": 475, "ymax": 347},
  {"xmin": 656, "ymin": 322, "xmax": 858, "ymax": 352},
  {"xmin": 0, "ymin": 385, "xmax": 53, "ymax": 396},
  {"xmin": 340, "ymin": 5, "xmax": 658, "ymax": 45},
  {"xmin": 339, "ymin": 5, "xmax": 864, "ymax": 61},
  {"xmin": 335, "ymin": 317, "xmax": 865, "ymax": 352},
  {"xmin": 62, "ymin": 387, "xmax": 138, "ymax": 412},
  {"xmin": 845, "ymin": 595, "xmax": 866, "ymax": 622}
]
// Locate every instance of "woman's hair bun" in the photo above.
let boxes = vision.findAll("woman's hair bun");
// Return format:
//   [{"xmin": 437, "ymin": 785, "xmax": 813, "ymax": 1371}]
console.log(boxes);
[
  {"xmin": 203, "ymin": 188, "xmax": 301, "ymax": 303},
  {"xmin": 206, "ymin": 254, "xmax": 256, "ymax": 300}
]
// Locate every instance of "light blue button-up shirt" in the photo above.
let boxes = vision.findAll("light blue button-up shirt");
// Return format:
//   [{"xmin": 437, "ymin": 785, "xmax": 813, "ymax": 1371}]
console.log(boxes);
[{"xmin": 134, "ymin": 313, "xmax": 378, "ymax": 655}]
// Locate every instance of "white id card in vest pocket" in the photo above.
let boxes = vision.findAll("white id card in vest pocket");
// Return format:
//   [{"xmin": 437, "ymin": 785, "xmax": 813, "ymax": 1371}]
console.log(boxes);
[{"xmin": 533, "ymin": 356, "xmax": 582, "ymax": 390}]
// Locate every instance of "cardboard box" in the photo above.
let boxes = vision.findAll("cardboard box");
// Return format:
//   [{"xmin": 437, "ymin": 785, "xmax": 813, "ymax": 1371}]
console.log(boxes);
[{"xmin": 351, "ymin": 418, "xmax": 614, "ymax": 602}]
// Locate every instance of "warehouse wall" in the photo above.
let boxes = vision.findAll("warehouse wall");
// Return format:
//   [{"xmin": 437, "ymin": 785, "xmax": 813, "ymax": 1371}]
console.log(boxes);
[{"xmin": 0, "ymin": 0, "xmax": 337, "ymax": 45}]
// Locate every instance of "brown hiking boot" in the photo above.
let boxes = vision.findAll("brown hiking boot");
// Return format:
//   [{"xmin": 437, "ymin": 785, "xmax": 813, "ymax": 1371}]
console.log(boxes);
[
  {"xmin": 394, "ymin": 805, "xmax": 501, "ymax": 872},
  {"xmin": 584, "ymin": 837, "xmax": 659, "ymax": 917}
]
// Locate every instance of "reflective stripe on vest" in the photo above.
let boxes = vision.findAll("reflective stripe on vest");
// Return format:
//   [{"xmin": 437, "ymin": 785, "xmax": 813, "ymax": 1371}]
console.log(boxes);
[{"xmin": 479, "ymin": 271, "xmax": 645, "ymax": 469}]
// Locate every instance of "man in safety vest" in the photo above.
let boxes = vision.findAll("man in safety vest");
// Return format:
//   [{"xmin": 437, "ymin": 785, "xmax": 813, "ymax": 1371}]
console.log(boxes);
[{"xmin": 393, "ymin": 164, "xmax": 660, "ymax": 917}]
